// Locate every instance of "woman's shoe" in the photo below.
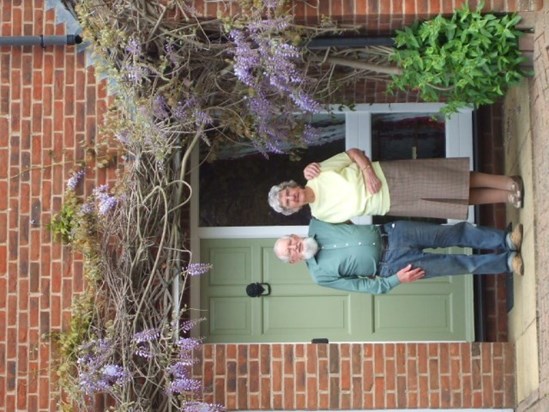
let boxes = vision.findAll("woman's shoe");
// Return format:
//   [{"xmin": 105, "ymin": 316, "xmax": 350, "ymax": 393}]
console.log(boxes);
[
  {"xmin": 508, "ymin": 192, "xmax": 522, "ymax": 209},
  {"xmin": 510, "ymin": 176, "xmax": 524, "ymax": 208}
]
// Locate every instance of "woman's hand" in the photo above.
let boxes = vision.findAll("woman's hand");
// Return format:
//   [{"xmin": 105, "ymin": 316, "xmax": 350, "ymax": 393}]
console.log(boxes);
[
  {"xmin": 303, "ymin": 162, "xmax": 321, "ymax": 180},
  {"xmin": 366, "ymin": 172, "xmax": 382, "ymax": 194}
]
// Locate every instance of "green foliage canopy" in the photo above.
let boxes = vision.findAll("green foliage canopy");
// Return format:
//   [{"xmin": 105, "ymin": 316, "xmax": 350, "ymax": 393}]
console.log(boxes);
[{"xmin": 389, "ymin": 3, "xmax": 529, "ymax": 115}]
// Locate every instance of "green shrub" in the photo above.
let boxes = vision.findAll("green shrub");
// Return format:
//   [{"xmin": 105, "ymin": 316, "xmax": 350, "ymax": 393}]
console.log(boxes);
[
  {"xmin": 48, "ymin": 190, "xmax": 80, "ymax": 244},
  {"xmin": 389, "ymin": 3, "xmax": 529, "ymax": 115}
]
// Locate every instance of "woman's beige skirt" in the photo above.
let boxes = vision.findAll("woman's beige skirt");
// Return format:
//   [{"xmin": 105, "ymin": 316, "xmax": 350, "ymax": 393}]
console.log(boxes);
[{"xmin": 380, "ymin": 157, "xmax": 470, "ymax": 220}]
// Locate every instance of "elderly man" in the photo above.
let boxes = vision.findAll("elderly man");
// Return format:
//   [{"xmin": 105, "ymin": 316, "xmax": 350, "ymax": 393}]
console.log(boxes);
[{"xmin": 273, "ymin": 219, "xmax": 524, "ymax": 294}]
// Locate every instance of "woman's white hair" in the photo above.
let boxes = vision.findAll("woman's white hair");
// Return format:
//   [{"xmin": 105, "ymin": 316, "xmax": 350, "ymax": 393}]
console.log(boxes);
[{"xmin": 268, "ymin": 180, "xmax": 301, "ymax": 215}]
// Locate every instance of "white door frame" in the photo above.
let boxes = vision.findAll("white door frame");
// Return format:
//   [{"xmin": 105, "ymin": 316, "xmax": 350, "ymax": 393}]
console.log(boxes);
[{"xmin": 189, "ymin": 103, "xmax": 474, "ymax": 314}]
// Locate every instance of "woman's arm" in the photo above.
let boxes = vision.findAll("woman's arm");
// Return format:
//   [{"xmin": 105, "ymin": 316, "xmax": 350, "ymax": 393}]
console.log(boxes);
[
  {"xmin": 346, "ymin": 148, "xmax": 382, "ymax": 194},
  {"xmin": 303, "ymin": 162, "xmax": 321, "ymax": 180}
]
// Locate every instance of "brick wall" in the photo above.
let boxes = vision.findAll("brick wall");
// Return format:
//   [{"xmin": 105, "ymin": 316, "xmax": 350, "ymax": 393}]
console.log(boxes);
[
  {"xmin": 0, "ymin": 2, "xmax": 109, "ymax": 411},
  {"xmin": 197, "ymin": 342, "xmax": 515, "ymax": 410},
  {"xmin": 196, "ymin": 0, "xmax": 542, "ymax": 29}
]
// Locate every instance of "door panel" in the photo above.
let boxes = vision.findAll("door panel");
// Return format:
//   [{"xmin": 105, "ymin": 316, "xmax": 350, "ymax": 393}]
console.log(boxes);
[
  {"xmin": 263, "ymin": 296, "xmax": 349, "ymax": 333},
  {"xmin": 201, "ymin": 239, "xmax": 473, "ymax": 342},
  {"xmin": 208, "ymin": 297, "xmax": 252, "ymax": 337}
]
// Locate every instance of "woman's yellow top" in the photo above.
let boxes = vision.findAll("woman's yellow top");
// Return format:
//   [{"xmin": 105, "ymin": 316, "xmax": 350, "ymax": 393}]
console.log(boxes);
[{"xmin": 306, "ymin": 152, "xmax": 390, "ymax": 223}]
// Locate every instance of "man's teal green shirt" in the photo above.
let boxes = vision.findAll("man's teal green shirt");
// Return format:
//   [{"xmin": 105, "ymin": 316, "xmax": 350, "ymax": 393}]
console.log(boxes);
[{"xmin": 305, "ymin": 219, "xmax": 401, "ymax": 294}]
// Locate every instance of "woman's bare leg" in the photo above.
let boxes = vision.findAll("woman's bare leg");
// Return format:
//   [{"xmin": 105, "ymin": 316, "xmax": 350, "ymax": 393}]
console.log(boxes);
[
  {"xmin": 469, "ymin": 172, "xmax": 515, "ymax": 191},
  {"xmin": 469, "ymin": 188, "xmax": 519, "ymax": 206}
]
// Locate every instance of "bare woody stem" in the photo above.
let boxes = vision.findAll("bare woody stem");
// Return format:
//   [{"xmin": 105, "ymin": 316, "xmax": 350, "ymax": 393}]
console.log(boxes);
[{"xmin": 323, "ymin": 56, "xmax": 403, "ymax": 75}]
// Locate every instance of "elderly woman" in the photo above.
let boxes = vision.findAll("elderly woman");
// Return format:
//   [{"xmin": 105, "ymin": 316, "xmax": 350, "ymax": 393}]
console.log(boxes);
[{"xmin": 268, "ymin": 148, "xmax": 523, "ymax": 223}]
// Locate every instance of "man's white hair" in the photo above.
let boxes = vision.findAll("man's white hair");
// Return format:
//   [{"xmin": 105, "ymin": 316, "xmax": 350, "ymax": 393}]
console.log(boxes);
[{"xmin": 268, "ymin": 180, "xmax": 301, "ymax": 215}]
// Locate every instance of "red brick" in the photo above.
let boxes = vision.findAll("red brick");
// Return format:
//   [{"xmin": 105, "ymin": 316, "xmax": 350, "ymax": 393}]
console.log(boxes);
[
  {"xmin": 363, "ymin": 359, "xmax": 374, "ymax": 391},
  {"xmin": 50, "ymin": 295, "xmax": 61, "ymax": 329},
  {"xmin": 318, "ymin": 359, "xmax": 329, "ymax": 391},
  {"xmin": 7, "ymin": 328, "xmax": 16, "ymax": 358},
  {"xmin": 306, "ymin": 376, "xmax": 318, "ymax": 409},
  {"xmin": 340, "ymin": 358, "xmax": 351, "ymax": 390},
  {"xmin": 374, "ymin": 376, "xmax": 385, "ymax": 408},
  {"xmin": 38, "ymin": 377, "xmax": 49, "ymax": 409},
  {"xmin": 272, "ymin": 360, "xmax": 282, "ymax": 392},
  {"xmin": 260, "ymin": 345, "xmax": 270, "ymax": 374},
  {"xmin": 261, "ymin": 377, "xmax": 271, "ymax": 409},
  {"xmin": 18, "ymin": 278, "xmax": 28, "ymax": 311},
  {"xmin": 404, "ymin": 0, "xmax": 416, "ymax": 15},
  {"xmin": 29, "ymin": 298, "xmax": 39, "ymax": 328}
]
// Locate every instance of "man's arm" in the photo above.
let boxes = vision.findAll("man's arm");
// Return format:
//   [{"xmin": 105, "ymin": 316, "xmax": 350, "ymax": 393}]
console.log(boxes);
[
  {"xmin": 346, "ymin": 148, "xmax": 382, "ymax": 194},
  {"xmin": 316, "ymin": 264, "xmax": 425, "ymax": 295},
  {"xmin": 317, "ymin": 274, "xmax": 401, "ymax": 295}
]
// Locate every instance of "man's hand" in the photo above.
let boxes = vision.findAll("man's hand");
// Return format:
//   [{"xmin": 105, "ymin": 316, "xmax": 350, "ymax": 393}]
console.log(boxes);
[
  {"xmin": 303, "ymin": 162, "xmax": 321, "ymax": 180},
  {"xmin": 396, "ymin": 264, "xmax": 425, "ymax": 283}
]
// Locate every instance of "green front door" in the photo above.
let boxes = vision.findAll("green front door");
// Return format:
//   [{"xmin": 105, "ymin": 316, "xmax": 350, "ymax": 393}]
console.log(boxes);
[{"xmin": 200, "ymin": 239, "xmax": 474, "ymax": 343}]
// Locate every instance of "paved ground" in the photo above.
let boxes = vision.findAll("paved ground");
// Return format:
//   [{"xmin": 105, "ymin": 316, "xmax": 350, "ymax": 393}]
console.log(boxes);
[{"xmin": 507, "ymin": 0, "xmax": 549, "ymax": 410}]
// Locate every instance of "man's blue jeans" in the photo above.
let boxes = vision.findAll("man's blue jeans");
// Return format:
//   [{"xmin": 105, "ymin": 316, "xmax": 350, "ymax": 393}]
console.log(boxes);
[{"xmin": 378, "ymin": 221, "xmax": 512, "ymax": 278}]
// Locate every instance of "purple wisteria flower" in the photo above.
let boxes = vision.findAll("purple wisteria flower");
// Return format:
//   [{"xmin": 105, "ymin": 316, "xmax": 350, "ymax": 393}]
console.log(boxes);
[
  {"xmin": 79, "ymin": 363, "xmax": 129, "ymax": 395},
  {"xmin": 262, "ymin": 0, "xmax": 280, "ymax": 9},
  {"xmin": 184, "ymin": 401, "xmax": 226, "ymax": 412},
  {"xmin": 302, "ymin": 124, "xmax": 321, "ymax": 143},
  {"xmin": 152, "ymin": 95, "xmax": 170, "ymax": 120},
  {"xmin": 80, "ymin": 202, "xmax": 95, "ymax": 215},
  {"xmin": 135, "ymin": 347, "xmax": 153, "ymax": 359},
  {"xmin": 180, "ymin": 317, "xmax": 206, "ymax": 333},
  {"xmin": 92, "ymin": 185, "xmax": 118, "ymax": 215},
  {"xmin": 133, "ymin": 328, "xmax": 160, "ymax": 344},
  {"xmin": 77, "ymin": 338, "xmax": 130, "ymax": 395},
  {"xmin": 186, "ymin": 263, "xmax": 212, "ymax": 277},
  {"xmin": 132, "ymin": 328, "xmax": 160, "ymax": 359},
  {"xmin": 98, "ymin": 196, "xmax": 118, "ymax": 215},
  {"xmin": 167, "ymin": 360, "xmax": 194, "ymax": 377},
  {"xmin": 102, "ymin": 364, "xmax": 130, "ymax": 383},
  {"xmin": 126, "ymin": 65, "xmax": 148, "ymax": 84},
  {"xmin": 164, "ymin": 41, "xmax": 178, "ymax": 65},
  {"xmin": 167, "ymin": 377, "xmax": 201, "ymax": 394},
  {"xmin": 126, "ymin": 38, "xmax": 142, "ymax": 56},
  {"xmin": 176, "ymin": 337, "xmax": 202, "ymax": 352},
  {"xmin": 172, "ymin": 97, "xmax": 210, "ymax": 126},
  {"xmin": 290, "ymin": 91, "xmax": 322, "ymax": 113},
  {"xmin": 248, "ymin": 17, "xmax": 289, "ymax": 33},
  {"xmin": 227, "ymin": 14, "xmax": 323, "ymax": 153},
  {"xmin": 66, "ymin": 170, "xmax": 85, "ymax": 191},
  {"xmin": 194, "ymin": 110, "xmax": 213, "ymax": 126}
]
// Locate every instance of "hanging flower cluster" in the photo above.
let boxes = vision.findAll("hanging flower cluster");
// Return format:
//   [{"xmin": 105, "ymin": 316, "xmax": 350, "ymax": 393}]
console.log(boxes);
[
  {"xmin": 186, "ymin": 263, "xmax": 213, "ymax": 277},
  {"xmin": 77, "ymin": 339, "xmax": 130, "ymax": 395},
  {"xmin": 227, "ymin": 0, "xmax": 322, "ymax": 155},
  {"xmin": 92, "ymin": 184, "xmax": 119, "ymax": 215},
  {"xmin": 66, "ymin": 170, "xmax": 86, "ymax": 191}
]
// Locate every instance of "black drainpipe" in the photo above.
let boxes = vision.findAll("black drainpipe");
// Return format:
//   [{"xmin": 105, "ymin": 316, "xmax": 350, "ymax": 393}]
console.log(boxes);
[
  {"xmin": 306, "ymin": 36, "xmax": 394, "ymax": 49},
  {"xmin": 0, "ymin": 34, "xmax": 82, "ymax": 47}
]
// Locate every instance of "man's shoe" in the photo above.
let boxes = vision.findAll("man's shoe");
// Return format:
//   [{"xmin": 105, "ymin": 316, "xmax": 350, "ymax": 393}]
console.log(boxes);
[
  {"xmin": 511, "ymin": 253, "xmax": 524, "ymax": 276},
  {"xmin": 509, "ymin": 223, "xmax": 523, "ymax": 251}
]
